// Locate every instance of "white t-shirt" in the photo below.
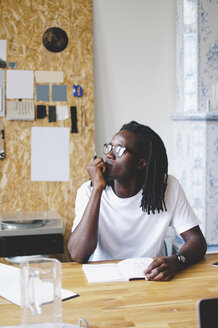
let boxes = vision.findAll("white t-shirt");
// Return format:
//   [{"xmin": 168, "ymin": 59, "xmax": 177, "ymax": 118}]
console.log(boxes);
[{"xmin": 72, "ymin": 175, "xmax": 200, "ymax": 261}]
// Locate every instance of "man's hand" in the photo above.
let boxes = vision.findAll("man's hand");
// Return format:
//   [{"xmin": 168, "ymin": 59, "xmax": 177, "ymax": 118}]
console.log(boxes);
[
  {"xmin": 144, "ymin": 255, "xmax": 180, "ymax": 281},
  {"xmin": 87, "ymin": 157, "xmax": 107, "ymax": 189}
]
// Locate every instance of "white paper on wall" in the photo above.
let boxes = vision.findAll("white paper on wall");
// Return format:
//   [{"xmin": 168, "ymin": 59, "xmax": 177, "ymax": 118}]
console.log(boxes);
[
  {"xmin": 6, "ymin": 70, "xmax": 34, "ymax": 99},
  {"xmin": 0, "ymin": 70, "xmax": 5, "ymax": 117},
  {"xmin": 31, "ymin": 127, "xmax": 70, "ymax": 182}
]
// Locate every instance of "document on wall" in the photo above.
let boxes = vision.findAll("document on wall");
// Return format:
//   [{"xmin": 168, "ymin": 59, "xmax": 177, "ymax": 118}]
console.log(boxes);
[
  {"xmin": 0, "ymin": 70, "xmax": 5, "ymax": 117},
  {"xmin": 7, "ymin": 101, "xmax": 35, "ymax": 120},
  {"xmin": 0, "ymin": 263, "xmax": 78, "ymax": 306},
  {"xmin": 6, "ymin": 70, "xmax": 34, "ymax": 99},
  {"xmin": 83, "ymin": 257, "xmax": 153, "ymax": 283},
  {"xmin": 31, "ymin": 127, "xmax": 69, "ymax": 181}
]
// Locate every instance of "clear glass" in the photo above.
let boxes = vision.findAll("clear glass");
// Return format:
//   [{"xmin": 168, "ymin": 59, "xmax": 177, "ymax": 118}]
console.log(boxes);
[{"xmin": 21, "ymin": 258, "xmax": 62, "ymax": 327}]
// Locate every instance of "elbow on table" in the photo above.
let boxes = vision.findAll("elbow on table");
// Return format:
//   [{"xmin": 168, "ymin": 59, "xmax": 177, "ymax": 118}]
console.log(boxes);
[{"xmin": 67, "ymin": 241, "xmax": 90, "ymax": 264}]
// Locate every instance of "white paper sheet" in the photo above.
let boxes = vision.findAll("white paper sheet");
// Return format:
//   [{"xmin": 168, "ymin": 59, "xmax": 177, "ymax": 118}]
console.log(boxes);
[
  {"xmin": 31, "ymin": 127, "xmax": 69, "ymax": 181},
  {"xmin": 0, "ymin": 70, "xmax": 5, "ymax": 117},
  {"xmin": 0, "ymin": 263, "xmax": 77, "ymax": 306},
  {"xmin": 6, "ymin": 70, "xmax": 34, "ymax": 99}
]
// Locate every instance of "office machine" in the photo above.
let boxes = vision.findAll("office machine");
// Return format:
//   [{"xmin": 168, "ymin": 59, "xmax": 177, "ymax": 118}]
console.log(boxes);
[{"xmin": 0, "ymin": 211, "xmax": 64, "ymax": 258}]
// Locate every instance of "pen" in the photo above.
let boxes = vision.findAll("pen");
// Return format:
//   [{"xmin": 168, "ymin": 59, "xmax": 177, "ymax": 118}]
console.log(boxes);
[{"xmin": 90, "ymin": 152, "xmax": 97, "ymax": 187}]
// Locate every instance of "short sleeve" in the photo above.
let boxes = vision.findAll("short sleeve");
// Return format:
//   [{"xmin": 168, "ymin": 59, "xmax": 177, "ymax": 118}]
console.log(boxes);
[{"xmin": 170, "ymin": 180, "xmax": 200, "ymax": 235}]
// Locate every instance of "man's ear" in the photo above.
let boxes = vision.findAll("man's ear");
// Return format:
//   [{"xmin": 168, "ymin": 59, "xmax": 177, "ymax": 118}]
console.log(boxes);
[{"xmin": 137, "ymin": 158, "xmax": 146, "ymax": 170}]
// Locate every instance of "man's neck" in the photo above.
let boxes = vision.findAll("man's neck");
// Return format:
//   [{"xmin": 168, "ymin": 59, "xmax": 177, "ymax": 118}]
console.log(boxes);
[{"xmin": 113, "ymin": 179, "xmax": 143, "ymax": 198}]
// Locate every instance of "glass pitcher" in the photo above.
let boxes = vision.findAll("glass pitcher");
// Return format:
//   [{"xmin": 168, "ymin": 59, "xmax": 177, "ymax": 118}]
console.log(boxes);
[{"xmin": 20, "ymin": 257, "xmax": 62, "ymax": 327}]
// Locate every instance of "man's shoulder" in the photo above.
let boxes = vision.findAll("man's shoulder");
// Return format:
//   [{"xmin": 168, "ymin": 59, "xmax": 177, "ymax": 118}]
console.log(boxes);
[
  {"xmin": 166, "ymin": 175, "xmax": 181, "ymax": 194},
  {"xmin": 167, "ymin": 174, "xmax": 179, "ymax": 185}
]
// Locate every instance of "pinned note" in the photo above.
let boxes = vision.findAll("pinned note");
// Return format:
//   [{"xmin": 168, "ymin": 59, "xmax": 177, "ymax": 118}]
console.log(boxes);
[
  {"xmin": 0, "ymin": 71, "xmax": 5, "ymax": 117},
  {"xmin": 6, "ymin": 70, "xmax": 34, "ymax": 99},
  {"xmin": 31, "ymin": 127, "xmax": 70, "ymax": 181},
  {"xmin": 7, "ymin": 101, "xmax": 35, "ymax": 121},
  {"xmin": 35, "ymin": 71, "xmax": 64, "ymax": 83}
]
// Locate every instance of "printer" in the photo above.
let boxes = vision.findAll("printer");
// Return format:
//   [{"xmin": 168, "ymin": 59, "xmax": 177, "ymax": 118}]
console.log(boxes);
[{"xmin": 0, "ymin": 211, "xmax": 64, "ymax": 258}]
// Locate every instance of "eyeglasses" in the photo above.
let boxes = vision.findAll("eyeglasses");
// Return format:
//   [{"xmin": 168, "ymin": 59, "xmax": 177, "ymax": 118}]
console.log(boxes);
[{"xmin": 103, "ymin": 143, "xmax": 136, "ymax": 158}]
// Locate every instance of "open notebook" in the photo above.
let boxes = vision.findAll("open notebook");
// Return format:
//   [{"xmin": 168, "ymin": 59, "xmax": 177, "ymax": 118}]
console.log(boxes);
[{"xmin": 83, "ymin": 257, "xmax": 153, "ymax": 283}]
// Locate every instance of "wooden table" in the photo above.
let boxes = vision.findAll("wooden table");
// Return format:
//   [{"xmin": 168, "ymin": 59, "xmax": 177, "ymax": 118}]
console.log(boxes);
[{"xmin": 0, "ymin": 253, "xmax": 218, "ymax": 328}]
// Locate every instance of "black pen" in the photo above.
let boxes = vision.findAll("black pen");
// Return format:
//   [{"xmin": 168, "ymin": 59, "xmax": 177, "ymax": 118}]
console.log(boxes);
[{"xmin": 90, "ymin": 152, "xmax": 97, "ymax": 187}]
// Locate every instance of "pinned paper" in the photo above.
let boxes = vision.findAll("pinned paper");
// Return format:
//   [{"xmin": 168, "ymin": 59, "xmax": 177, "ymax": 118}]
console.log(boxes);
[
  {"xmin": 48, "ymin": 105, "xmax": 56, "ymax": 122},
  {"xmin": 37, "ymin": 105, "xmax": 47, "ymax": 119},
  {"xmin": 36, "ymin": 84, "xmax": 49, "ymax": 101},
  {"xmin": 57, "ymin": 105, "xmax": 69, "ymax": 120},
  {"xmin": 0, "ymin": 40, "xmax": 7, "ymax": 68},
  {"xmin": 35, "ymin": 71, "xmax": 64, "ymax": 83},
  {"xmin": 31, "ymin": 127, "xmax": 70, "ymax": 181},
  {"xmin": 7, "ymin": 101, "xmax": 35, "ymax": 121},
  {"xmin": 52, "ymin": 85, "xmax": 67, "ymax": 101},
  {"xmin": 0, "ymin": 87, "xmax": 3, "ymax": 114},
  {"xmin": 0, "ymin": 71, "xmax": 5, "ymax": 117},
  {"xmin": 6, "ymin": 70, "xmax": 34, "ymax": 99},
  {"xmin": 70, "ymin": 106, "xmax": 78, "ymax": 133}
]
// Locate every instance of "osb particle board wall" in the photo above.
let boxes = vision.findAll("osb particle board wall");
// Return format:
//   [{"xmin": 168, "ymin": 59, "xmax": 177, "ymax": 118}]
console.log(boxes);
[{"xmin": 0, "ymin": 0, "xmax": 95, "ymax": 261}]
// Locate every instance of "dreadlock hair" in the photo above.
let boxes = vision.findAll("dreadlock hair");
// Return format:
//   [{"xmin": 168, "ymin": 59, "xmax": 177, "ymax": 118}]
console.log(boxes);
[{"xmin": 120, "ymin": 121, "xmax": 168, "ymax": 215}]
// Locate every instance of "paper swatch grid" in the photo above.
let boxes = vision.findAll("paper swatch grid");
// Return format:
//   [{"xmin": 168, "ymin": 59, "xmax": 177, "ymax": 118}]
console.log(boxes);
[{"xmin": 83, "ymin": 257, "xmax": 153, "ymax": 283}]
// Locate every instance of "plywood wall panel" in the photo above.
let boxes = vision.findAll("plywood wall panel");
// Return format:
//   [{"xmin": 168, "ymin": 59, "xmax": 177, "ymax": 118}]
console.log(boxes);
[{"xmin": 0, "ymin": 0, "xmax": 95, "ymax": 261}]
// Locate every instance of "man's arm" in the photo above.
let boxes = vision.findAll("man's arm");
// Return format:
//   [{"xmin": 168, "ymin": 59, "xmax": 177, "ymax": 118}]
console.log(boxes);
[
  {"xmin": 68, "ymin": 157, "xmax": 106, "ymax": 263},
  {"xmin": 68, "ymin": 187, "xmax": 103, "ymax": 263},
  {"xmin": 144, "ymin": 225, "xmax": 207, "ymax": 281}
]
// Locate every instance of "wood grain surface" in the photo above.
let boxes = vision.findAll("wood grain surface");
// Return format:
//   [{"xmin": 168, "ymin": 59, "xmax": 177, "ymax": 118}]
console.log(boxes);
[{"xmin": 0, "ymin": 253, "xmax": 218, "ymax": 327}]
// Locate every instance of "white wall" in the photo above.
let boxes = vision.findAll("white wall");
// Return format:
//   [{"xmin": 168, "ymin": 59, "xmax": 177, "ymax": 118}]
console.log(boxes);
[{"xmin": 92, "ymin": 0, "xmax": 176, "ymax": 173}]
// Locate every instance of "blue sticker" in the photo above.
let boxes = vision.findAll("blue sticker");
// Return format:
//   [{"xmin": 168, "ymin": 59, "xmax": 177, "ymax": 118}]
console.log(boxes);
[{"xmin": 73, "ymin": 84, "xmax": 83, "ymax": 97}]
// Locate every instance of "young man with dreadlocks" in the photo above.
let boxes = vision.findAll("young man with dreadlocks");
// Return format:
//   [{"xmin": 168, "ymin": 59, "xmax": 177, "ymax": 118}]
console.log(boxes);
[{"xmin": 68, "ymin": 121, "xmax": 207, "ymax": 281}]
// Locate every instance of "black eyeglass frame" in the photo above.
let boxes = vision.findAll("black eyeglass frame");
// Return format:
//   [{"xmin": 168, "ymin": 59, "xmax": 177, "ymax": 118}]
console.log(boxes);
[{"xmin": 103, "ymin": 143, "xmax": 137, "ymax": 158}]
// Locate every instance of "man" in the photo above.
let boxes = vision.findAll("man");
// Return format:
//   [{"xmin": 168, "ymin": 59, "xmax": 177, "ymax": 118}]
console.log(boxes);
[{"xmin": 68, "ymin": 121, "xmax": 207, "ymax": 281}]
